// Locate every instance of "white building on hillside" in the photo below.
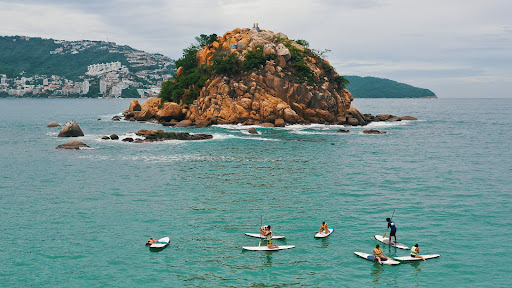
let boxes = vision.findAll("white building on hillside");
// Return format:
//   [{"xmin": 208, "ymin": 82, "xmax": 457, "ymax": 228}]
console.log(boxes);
[
  {"xmin": 99, "ymin": 79, "xmax": 107, "ymax": 94},
  {"xmin": 86, "ymin": 61, "xmax": 127, "ymax": 76},
  {"xmin": 82, "ymin": 80, "xmax": 89, "ymax": 94}
]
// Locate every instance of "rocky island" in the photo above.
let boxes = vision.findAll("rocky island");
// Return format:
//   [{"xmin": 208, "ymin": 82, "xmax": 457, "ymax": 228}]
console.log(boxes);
[{"xmin": 123, "ymin": 25, "xmax": 416, "ymax": 126}]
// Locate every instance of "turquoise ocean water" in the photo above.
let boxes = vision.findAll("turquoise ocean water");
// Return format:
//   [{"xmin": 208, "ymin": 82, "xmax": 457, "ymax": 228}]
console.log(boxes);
[{"xmin": 0, "ymin": 98, "xmax": 510, "ymax": 287}]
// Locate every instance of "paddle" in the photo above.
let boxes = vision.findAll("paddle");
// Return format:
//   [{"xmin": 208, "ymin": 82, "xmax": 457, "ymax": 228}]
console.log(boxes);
[
  {"xmin": 258, "ymin": 215, "xmax": 263, "ymax": 247},
  {"xmin": 383, "ymin": 210, "xmax": 395, "ymax": 238}
]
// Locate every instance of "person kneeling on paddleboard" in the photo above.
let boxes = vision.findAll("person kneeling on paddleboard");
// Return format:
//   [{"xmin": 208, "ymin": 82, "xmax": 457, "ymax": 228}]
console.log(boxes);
[
  {"xmin": 260, "ymin": 225, "xmax": 279, "ymax": 249},
  {"xmin": 386, "ymin": 218, "xmax": 397, "ymax": 244},
  {"xmin": 320, "ymin": 222, "xmax": 329, "ymax": 234},
  {"xmin": 411, "ymin": 244, "xmax": 426, "ymax": 261},
  {"xmin": 374, "ymin": 244, "xmax": 392, "ymax": 264}
]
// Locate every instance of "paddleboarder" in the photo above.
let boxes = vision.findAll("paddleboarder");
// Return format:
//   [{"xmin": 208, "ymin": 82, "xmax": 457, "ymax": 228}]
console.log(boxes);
[
  {"xmin": 411, "ymin": 244, "xmax": 426, "ymax": 261},
  {"xmin": 260, "ymin": 225, "xmax": 278, "ymax": 249},
  {"xmin": 319, "ymin": 222, "xmax": 329, "ymax": 234},
  {"xmin": 386, "ymin": 217, "xmax": 397, "ymax": 244},
  {"xmin": 146, "ymin": 238, "xmax": 157, "ymax": 245},
  {"xmin": 373, "ymin": 244, "xmax": 392, "ymax": 264}
]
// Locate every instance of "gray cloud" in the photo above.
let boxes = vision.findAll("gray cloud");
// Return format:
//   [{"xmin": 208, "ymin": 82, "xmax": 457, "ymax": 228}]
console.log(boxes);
[{"xmin": 0, "ymin": 0, "xmax": 511, "ymax": 97}]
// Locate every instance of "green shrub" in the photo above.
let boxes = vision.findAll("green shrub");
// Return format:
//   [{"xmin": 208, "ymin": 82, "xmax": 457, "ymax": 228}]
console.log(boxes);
[
  {"xmin": 212, "ymin": 53, "xmax": 241, "ymax": 76},
  {"xmin": 285, "ymin": 41, "xmax": 315, "ymax": 83},
  {"xmin": 243, "ymin": 46, "xmax": 268, "ymax": 71},
  {"xmin": 295, "ymin": 39, "xmax": 310, "ymax": 48},
  {"xmin": 334, "ymin": 76, "xmax": 350, "ymax": 89}
]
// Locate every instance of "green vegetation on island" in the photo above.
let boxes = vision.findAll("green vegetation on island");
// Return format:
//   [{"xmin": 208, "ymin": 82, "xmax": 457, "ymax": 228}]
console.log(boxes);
[
  {"xmin": 344, "ymin": 76, "xmax": 436, "ymax": 98},
  {"xmin": 160, "ymin": 33, "xmax": 350, "ymax": 105}
]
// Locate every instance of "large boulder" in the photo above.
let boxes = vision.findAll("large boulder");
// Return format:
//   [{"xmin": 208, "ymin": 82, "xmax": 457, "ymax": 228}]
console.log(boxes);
[
  {"xmin": 276, "ymin": 43, "xmax": 291, "ymax": 61},
  {"xmin": 346, "ymin": 117, "xmax": 359, "ymax": 126},
  {"xmin": 58, "ymin": 120, "xmax": 84, "ymax": 137},
  {"xmin": 274, "ymin": 118, "xmax": 285, "ymax": 127},
  {"xmin": 348, "ymin": 106, "xmax": 366, "ymax": 125},
  {"xmin": 176, "ymin": 66, "xmax": 184, "ymax": 77},
  {"xmin": 175, "ymin": 120, "xmax": 193, "ymax": 127},
  {"xmin": 283, "ymin": 108, "xmax": 299, "ymax": 123},
  {"xmin": 56, "ymin": 141, "xmax": 90, "ymax": 149},
  {"xmin": 156, "ymin": 102, "xmax": 183, "ymax": 120},
  {"xmin": 128, "ymin": 100, "xmax": 141, "ymax": 111},
  {"xmin": 140, "ymin": 97, "xmax": 162, "ymax": 113},
  {"xmin": 263, "ymin": 43, "xmax": 277, "ymax": 56}
]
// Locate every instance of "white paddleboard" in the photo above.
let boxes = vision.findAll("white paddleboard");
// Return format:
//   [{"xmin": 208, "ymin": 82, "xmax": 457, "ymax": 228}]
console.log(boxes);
[
  {"xmin": 374, "ymin": 235, "xmax": 409, "ymax": 250},
  {"xmin": 394, "ymin": 254, "xmax": 440, "ymax": 261},
  {"xmin": 354, "ymin": 252, "xmax": 400, "ymax": 265},
  {"xmin": 149, "ymin": 237, "xmax": 170, "ymax": 248},
  {"xmin": 315, "ymin": 228, "xmax": 334, "ymax": 238},
  {"xmin": 242, "ymin": 245, "xmax": 295, "ymax": 251},
  {"xmin": 244, "ymin": 233, "xmax": 286, "ymax": 239}
]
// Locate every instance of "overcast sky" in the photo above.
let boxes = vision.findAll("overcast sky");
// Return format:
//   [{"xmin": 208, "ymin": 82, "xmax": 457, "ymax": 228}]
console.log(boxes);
[{"xmin": 1, "ymin": 0, "xmax": 511, "ymax": 98}]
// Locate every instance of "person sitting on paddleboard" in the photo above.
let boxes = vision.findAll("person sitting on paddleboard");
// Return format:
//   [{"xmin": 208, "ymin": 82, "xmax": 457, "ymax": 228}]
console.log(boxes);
[
  {"xmin": 260, "ymin": 225, "xmax": 279, "ymax": 249},
  {"xmin": 386, "ymin": 218, "xmax": 397, "ymax": 244},
  {"xmin": 320, "ymin": 222, "xmax": 329, "ymax": 234},
  {"xmin": 411, "ymin": 244, "xmax": 426, "ymax": 261},
  {"xmin": 373, "ymin": 244, "xmax": 392, "ymax": 264}
]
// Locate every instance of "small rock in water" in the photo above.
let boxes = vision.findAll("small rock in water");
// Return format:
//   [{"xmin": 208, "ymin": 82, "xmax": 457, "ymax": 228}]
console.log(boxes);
[
  {"xmin": 248, "ymin": 127, "xmax": 258, "ymax": 134},
  {"xmin": 56, "ymin": 141, "xmax": 90, "ymax": 150},
  {"xmin": 363, "ymin": 129, "xmax": 387, "ymax": 134},
  {"xmin": 102, "ymin": 136, "xmax": 110, "ymax": 140},
  {"xmin": 110, "ymin": 134, "xmax": 119, "ymax": 140},
  {"xmin": 47, "ymin": 121, "xmax": 60, "ymax": 128},
  {"xmin": 336, "ymin": 129, "xmax": 350, "ymax": 133}
]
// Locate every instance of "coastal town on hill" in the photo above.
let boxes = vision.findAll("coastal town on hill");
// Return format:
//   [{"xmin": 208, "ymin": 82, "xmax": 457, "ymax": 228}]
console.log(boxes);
[{"xmin": 0, "ymin": 36, "xmax": 176, "ymax": 98}]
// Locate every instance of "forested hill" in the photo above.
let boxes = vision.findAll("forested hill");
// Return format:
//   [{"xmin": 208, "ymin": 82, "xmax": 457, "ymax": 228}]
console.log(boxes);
[
  {"xmin": 344, "ymin": 75, "xmax": 436, "ymax": 98},
  {"xmin": 0, "ymin": 36, "xmax": 175, "ymax": 81}
]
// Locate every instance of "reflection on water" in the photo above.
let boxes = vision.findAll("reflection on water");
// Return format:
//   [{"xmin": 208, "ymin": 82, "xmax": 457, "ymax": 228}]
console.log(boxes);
[
  {"xmin": 262, "ymin": 253, "xmax": 273, "ymax": 267},
  {"xmin": 318, "ymin": 237, "xmax": 330, "ymax": 248},
  {"xmin": 411, "ymin": 261, "xmax": 422, "ymax": 275},
  {"xmin": 371, "ymin": 263, "xmax": 383, "ymax": 284}
]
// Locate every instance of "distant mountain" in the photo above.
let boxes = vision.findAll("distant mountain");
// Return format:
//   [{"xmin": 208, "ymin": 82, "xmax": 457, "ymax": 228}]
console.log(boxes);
[
  {"xmin": 0, "ymin": 36, "xmax": 176, "ymax": 98},
  {"xmin": 343, "ymin": 76, "xmax": 436, "ymax": 98}
]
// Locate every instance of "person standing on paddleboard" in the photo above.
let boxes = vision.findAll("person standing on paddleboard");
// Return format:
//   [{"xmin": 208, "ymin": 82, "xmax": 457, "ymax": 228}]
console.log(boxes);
[{"xmin": 386, "ymin": 218, "xmax": 397, "ymax": 244}]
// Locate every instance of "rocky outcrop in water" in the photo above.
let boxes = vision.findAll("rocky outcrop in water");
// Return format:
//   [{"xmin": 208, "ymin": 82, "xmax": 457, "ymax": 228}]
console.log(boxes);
[
  {"xmin": 363, "ymin": 129, "xmax": 387, "ymax": 134},
  {"xmin": 123, "ymin": 26, "xmax": 418, "ymax": 127},
  {"xmin": 56, "ymin": 141, "xmax": 89, "ymax": 149},
  {"xmin": 58, "ymin": 120, "xmax": 84, "ymax": 137}
]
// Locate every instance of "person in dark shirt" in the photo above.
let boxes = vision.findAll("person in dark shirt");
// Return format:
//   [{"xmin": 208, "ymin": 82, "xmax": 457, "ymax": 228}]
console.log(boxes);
[{"xmin": 386, "ymin": 218, "xmax": 397, "ymax": 244}]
